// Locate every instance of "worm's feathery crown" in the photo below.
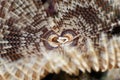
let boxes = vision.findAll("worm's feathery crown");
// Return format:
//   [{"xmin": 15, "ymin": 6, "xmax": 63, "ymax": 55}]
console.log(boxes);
[{"xmin": 0, "ymin": 0, "xmax": 120, "ymax": 80}]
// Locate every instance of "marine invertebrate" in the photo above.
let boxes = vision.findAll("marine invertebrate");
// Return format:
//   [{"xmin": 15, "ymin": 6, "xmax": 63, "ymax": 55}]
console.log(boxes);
[{"xmin": 0, "ymin": 0, "xmax": 120, "ymax": 80}]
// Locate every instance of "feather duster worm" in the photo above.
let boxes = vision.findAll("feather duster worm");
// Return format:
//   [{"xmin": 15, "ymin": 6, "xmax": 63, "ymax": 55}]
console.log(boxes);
[{"xmin": 0, "ymin": 0, "xmax": 120, "ymax": 80}]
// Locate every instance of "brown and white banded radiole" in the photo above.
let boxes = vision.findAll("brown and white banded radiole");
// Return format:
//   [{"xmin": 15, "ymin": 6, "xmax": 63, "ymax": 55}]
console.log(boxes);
[{"xmin": 0, "ymin": 0, "xmax": 120, "ymax": 80}]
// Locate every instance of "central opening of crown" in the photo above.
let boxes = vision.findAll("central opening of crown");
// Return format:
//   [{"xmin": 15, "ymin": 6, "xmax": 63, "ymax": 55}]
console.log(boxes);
[
  {"xmin": 42, "ymin": 29, "xmax": 79, "ymax": 50},
  {"xmin": 57, "ymin": 37, "xmax": 69, "ymax": 44}
]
